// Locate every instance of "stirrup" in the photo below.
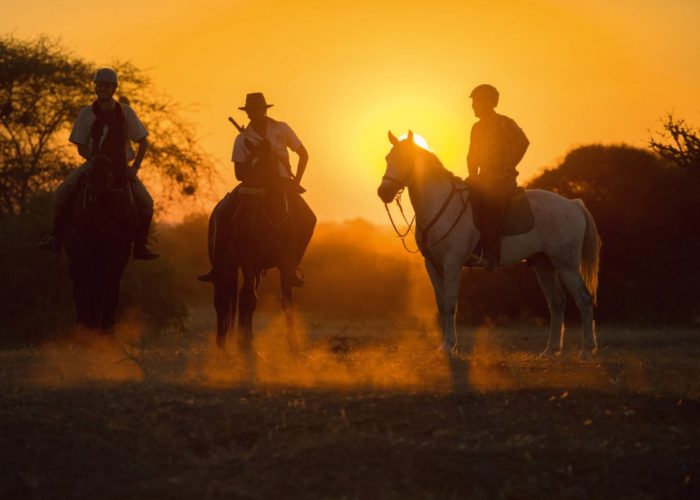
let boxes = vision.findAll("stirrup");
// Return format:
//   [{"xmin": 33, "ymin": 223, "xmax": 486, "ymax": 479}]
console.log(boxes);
[
  {"xmin": 470, "ymin": 250, "xmax": 497, "ymax": 271},
  {"xmin": 197, "ymin": 270, "xmax": 214, "ymax": 282},
  {"xmin": 37, "ymin": 234, "xmax": 61, "ymax": 254}
]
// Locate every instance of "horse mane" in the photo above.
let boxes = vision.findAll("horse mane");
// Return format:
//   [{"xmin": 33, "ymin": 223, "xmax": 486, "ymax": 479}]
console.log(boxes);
[{"xmin": 417, "ymin": 147, "xmax": 465, "ymax": 186}]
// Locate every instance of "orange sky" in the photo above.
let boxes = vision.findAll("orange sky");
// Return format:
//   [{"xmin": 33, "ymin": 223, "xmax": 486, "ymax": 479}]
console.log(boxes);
[{"xmin": 3, "ymin": 0, "xmax": 699, "ymax": 223}]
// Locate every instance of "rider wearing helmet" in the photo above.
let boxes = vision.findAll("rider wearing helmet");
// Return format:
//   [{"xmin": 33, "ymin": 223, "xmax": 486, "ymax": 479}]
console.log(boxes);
[
  {"xmin": 38, "ymin": 68, "xmax": 159, "ymax": 260},
  {"xmin": 467, "ymin": 84, "xmax": 529, "ymax": 270}
]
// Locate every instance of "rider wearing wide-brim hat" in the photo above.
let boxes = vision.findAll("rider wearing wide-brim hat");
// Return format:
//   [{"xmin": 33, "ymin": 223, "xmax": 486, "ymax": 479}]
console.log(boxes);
[
  {"xmin": 467, "ymin": 83, "xmax": 529, "ymax": 270},
  {"xmin": 198, "ymin": 92, "xmax": 316, "ymax": 286},
  {"xmin": 38, "ymin": 67, "xmax": 159, "ymax": 260}
]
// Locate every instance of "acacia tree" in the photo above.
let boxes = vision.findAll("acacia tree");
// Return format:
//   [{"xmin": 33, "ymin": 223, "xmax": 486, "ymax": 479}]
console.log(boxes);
[
  {"xmin": 649, "ymin": 114, "xmax": 700, "ymax": 176},
  {"xmin": 0, "ymin": 35, "xmax": 215, "ymax": 215},
  {"xmin": 0, "ymin": 36, "xmax": 89, "ymax": 214}
]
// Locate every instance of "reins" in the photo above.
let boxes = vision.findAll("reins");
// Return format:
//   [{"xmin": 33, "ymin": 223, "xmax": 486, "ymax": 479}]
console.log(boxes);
[
  {"xmin": 384, "ymin": 172, "xmax": 470, "ymax": 258},
  {"xmin": 383, "ymin": 185, "xmax": 419, "ymax": 253}
]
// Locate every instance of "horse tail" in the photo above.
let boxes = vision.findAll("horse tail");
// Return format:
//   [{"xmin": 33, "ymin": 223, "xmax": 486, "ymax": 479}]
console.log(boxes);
[{"xmin": 575, "ymin": 199, "xmax": 601, "ymax": 305}]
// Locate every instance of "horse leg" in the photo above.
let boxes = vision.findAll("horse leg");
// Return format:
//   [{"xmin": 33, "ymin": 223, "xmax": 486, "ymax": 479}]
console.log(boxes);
[
  {"xmin": 424, "ymin": 257, "xmax": 452, "ymax": 351},
  {"xmin": 99, "ymin": 256, "xmax": 127, "ymax": 335},
  {"xmin": 237, "ymin": 269, "xmax": 257, "ymax": 351},
  {"xmin": 71, "ymin": 264, "xmax": 94, "ymax": 341},
  {"xmin": 441, "ymin": 258, "xmax": 463, "ymax": 353},
  {"xmin": 72, "ymin": 264, "xmax": 88, "ymax": 327},
  {"xmin": 214, "ymin": 269, "xmax": 237, "ymax": 351},
  {"xmin": 558, "ymin": 267, "xmax": 597, "ymax": 361},
  {"xmin": 84, "ymin": 263, "xmax": 103, "ymax": 331},
  {"xmin": 534, "ymin": 256, "xmax": 566, "ymax": 358},
  {"xmin": 98, "ymin": 273, "xmax": 118, "ymax": 335},
  {"xmin": 280, "ymin": 262, "xmax": 297, "ymax": 352}
]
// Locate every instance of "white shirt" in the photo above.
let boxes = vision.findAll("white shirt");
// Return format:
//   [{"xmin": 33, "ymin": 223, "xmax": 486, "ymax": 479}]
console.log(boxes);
[
  {"xmin": 69, "ymin": 103, "xmax": 148, "ymax": 161},
  {"xmin": 231, "ymin": 118, "xmax": 303, "ymax": 178}
]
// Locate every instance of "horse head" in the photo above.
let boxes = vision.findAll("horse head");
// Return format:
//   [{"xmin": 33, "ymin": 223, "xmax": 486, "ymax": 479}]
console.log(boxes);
[
  {"xmin": 377, "ymin": 130, "xmax": 422, "ymax": 203},
  {"xmin": 244, "ymin": 137, "xmax": 279, "ymax": 189},
  {"xmin": 86, "ymin": 154, "xmax": 129, "ymax": 194}
]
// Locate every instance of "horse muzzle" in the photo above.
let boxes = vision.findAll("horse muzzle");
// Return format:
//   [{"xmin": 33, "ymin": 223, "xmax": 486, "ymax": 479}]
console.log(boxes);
[{"xmin": 377, "ymin": 180, "xmax": 400, "ymax": 204}]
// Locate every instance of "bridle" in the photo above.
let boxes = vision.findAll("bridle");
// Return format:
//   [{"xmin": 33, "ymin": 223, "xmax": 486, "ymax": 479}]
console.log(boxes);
[
  {"xmin": 383, "ymin": 160, "xmax": 471, "ymax": 264},
  {"xmin": 382, "ymin": 173, "xmax": 419, "ymax": 253},
  {"xmin": 83, "ymin": 155, "xmax": 134, "ymax": 210}
]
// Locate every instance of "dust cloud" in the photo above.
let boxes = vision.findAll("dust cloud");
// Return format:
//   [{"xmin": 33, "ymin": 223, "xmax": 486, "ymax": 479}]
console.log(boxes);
[{"xmin": 20, "ymin": 219, "xmax": 666, "ymax": 397}]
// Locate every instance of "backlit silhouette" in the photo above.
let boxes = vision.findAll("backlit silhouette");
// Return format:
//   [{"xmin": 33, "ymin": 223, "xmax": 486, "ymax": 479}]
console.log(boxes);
[
  {"xmin": 378, "ymin": 131, "xmax": 601, "ymax": 360},
  {"xmin": 203, "ymin": 93, "xmax": 316, "ymax": 351},
  {"xmin": 38, "ymin": 67, "xmax": 158, "ymax": 335},
  {"xmin": 38, "ymin": 68, "xmax": 158, "ymax": 260},
  {"xmin": 467, "ymin": 84, "xmax": 529, "ymax": 270}
]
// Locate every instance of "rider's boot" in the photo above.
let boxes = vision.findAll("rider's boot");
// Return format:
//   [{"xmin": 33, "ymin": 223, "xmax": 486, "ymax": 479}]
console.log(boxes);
[
  {"xmin": 133, "ymin": 214, "xmax": 159, "ymax": 260},
  {"xmin": 197, "ymin": 269, "xmax": 214, "ymax": 282},
  {"xmin": 478, "ymin": 253, "xmax": 497, "ymax": 272},
  {"xmin": 37, "ymin": 233, "xmax": 62, "ymax": 253}
]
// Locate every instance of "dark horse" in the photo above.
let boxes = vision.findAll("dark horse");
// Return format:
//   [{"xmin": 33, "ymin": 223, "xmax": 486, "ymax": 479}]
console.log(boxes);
[
  {"xmin": 209, "ymin": 138, "xmax": 299, "ymax": 352},
  {"xmin": 63, "ymin": 155, "xmax": 138, "ymax": 335}
]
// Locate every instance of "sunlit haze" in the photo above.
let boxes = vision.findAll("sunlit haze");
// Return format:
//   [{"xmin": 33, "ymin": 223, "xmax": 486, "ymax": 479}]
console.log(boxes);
[{"xmin": 3, "ymin": 0, "xmax": 699, "ymax": 223}]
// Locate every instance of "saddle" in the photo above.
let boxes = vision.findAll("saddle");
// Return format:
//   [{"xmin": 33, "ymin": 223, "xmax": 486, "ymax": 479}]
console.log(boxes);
[
  {"xmin": 208, "ymin": 185, "xmax": 292, "ymax": 267},
  {"xmin": 473, "ymin": 186, "xmax": 534, "ymax": 236}
]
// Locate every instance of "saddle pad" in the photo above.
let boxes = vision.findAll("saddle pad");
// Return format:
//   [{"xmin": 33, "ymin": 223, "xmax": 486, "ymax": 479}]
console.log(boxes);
[
  {"xmin": 503, "ymin": 187, "xmax": 534, "ymax": 236},
  {"xmin": 239, "ymin": 186, "xmax": 266, "ymax": 196},
  {"xmin": 472, "ymin": 187, "xmax": 535, "ymax": 237}
]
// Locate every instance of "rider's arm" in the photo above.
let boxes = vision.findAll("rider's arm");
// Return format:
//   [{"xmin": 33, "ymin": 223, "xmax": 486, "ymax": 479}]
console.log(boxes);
[
  {"xmin": 70, "ymin": 108, "xmax": 92, "ymax": 161},
  {"xmin": 466, "ymin": 124, "xmax": 479, "ymax": 178},
  {"xmin": 131, "ymin": 136, "xmax": 149, "ymax": 175},
  {"xmin": 234, "ymin": 161, "xmax": 251, "ymax": 182},
  {"xmin": 509, "ymin": 121, "xmax": 529, "ymax": 168},
  {"xmin": 294, "ymin": 145, "xmax": 308, "ymax": 184}
]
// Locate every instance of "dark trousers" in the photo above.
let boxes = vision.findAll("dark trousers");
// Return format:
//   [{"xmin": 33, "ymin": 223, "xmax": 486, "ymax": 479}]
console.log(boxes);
[
  {"xmin": 210, "ymin": 181, "xmax": 316, "ymax": 267},
  {"xmin": 53, "ymin": 162, "xmax": 154, "ymax": 247},
  {"xmin": 55, "ymin": 162, "xmax": 153, "ymax": 217},
  {"xmin": 475, "ymin": 173, "xmax": 515, "ymax": 262}
]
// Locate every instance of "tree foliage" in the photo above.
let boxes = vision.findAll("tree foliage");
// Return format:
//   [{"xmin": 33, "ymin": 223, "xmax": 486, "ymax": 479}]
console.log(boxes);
[
  {"xmin": 0, "ymin": 35, "xmax": 215, "ymax": 215},
  {"xmin": 649, "ymin": 114, "xmax": 700, "ymax": 175},
  {"xmin": 457, "ymin": 144, "xmax": 700, "ymax": 326},
  {"xmin": 530, "ymin": 145, "xmax": 699, "ymax": 323},
  {"xmin": 0, "ymin": 36, "xmax": 90, "ymax": 214}
]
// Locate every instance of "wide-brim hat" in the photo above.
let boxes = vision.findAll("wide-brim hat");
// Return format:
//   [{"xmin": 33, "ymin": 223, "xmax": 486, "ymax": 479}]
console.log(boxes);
[{"xmin": 238, "ymin": 92, "xmax": 274, "ymax": 111}]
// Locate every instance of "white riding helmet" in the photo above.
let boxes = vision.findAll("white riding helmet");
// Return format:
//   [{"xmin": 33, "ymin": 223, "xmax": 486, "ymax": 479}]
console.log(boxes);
[{"xmin": 93, "ymin": 68, "xmax": 118, "ymax": 84}]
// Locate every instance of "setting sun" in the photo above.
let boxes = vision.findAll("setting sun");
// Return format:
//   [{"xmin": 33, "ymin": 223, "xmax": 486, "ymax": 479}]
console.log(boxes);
[{"xmin": 398, "ymin": 132, "xmax": 432, "ymax": 152}]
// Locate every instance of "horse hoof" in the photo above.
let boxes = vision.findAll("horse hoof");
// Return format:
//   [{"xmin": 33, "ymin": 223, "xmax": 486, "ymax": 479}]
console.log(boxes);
[
  {"xmin": 216, "ymin": 337, "xmax": 227, "ymax": 352},
  {"xmin": 539, "ymin": 348, "xmax": 559, "ymax": 360},
  {"xmin": 437, "ymin": 343, "xmax": 457, "ymax": 356},
  {"xmin": 577, "ymin": 350, "xmax": 594, "ymax": 363}
]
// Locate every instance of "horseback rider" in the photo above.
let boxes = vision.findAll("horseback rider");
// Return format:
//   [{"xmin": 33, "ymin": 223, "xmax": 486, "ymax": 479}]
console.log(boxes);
[
  {"xmin": 38, "ymin": 67, "xmax": 159, "ymax": 260},
  {"xmin": 467, "ymin": 84, "xmax": 529, "ymax": 270},
  {"xmin": 198, "ymin": 92, "xmax": 316, "ymax": 285}
]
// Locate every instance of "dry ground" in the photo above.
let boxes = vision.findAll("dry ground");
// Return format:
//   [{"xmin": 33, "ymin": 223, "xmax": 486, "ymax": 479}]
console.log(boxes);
[{"xmin": 0, "ymin": 313, "xmax": 698, "ymax": 499}]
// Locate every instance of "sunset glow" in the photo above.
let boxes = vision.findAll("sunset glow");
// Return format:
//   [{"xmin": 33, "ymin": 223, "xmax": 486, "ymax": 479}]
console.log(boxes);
[{"xmin": 2, "ymin": 0, "xmax": 699, "ymax": 222}]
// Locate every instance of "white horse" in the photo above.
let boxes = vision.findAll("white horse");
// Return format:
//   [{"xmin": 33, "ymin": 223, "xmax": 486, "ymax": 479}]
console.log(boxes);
[{"xmin": 377, "ymin": 131, "xmax": 601, "ymax": 361}]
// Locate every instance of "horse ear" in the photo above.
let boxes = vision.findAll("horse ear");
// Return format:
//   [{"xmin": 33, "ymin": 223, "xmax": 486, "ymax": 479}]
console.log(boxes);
[
  {"xmin": 388, "ymin": 131, "xmax": 399, "ymax": 146},
  {"xmin": 407, "ymin": 130, "xmax": 414, "ymax": 143}
]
